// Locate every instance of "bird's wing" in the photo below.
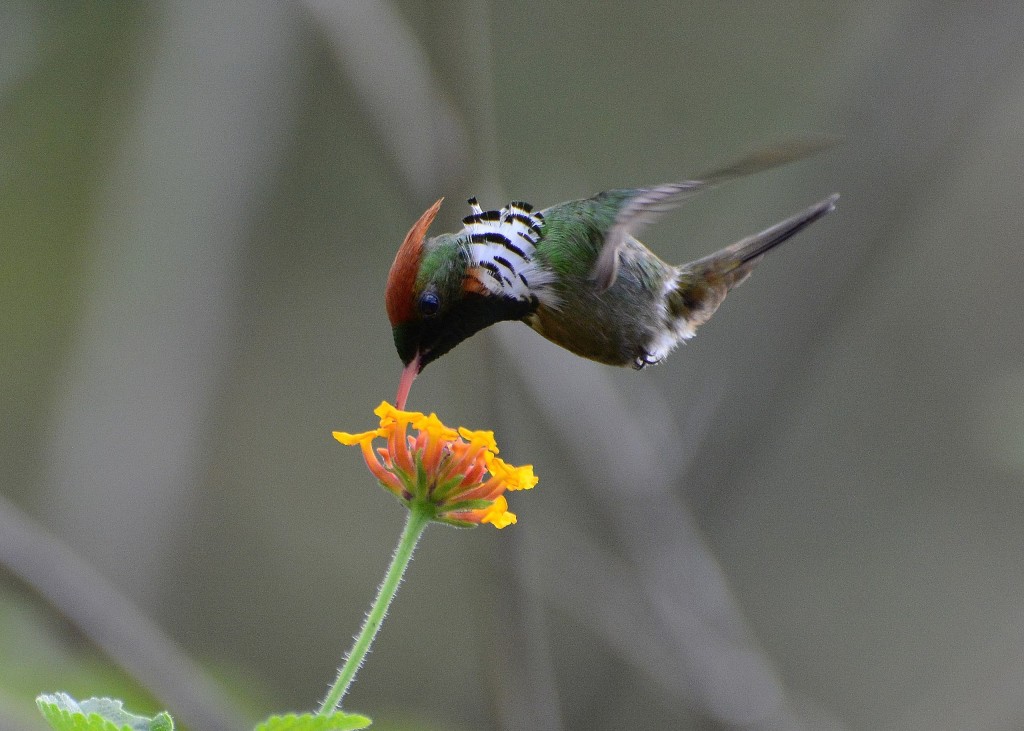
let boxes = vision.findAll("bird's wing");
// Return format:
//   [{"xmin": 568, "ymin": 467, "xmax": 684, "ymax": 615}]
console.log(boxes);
[{"xmin": 591, "ymin": 139, "xmax": 834, "ymax": 291}]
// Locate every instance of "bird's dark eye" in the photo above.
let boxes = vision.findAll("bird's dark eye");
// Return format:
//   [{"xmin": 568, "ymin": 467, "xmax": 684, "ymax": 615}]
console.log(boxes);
[{"xmin": 418, "ymin": 291, "xmax": 441, "ymax": 317}]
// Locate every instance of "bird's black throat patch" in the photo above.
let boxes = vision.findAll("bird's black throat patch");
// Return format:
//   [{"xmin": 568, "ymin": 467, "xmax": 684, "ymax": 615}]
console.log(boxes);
[{"xmin": 394, "ymin": 292, "xmax": 538, "ymax": 371}]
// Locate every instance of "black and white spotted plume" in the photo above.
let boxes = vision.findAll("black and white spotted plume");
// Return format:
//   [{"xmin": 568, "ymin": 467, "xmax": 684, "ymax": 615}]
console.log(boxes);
[{"xmin": 460, "ymin": 197, "xmax": 558, "ymax": 307}]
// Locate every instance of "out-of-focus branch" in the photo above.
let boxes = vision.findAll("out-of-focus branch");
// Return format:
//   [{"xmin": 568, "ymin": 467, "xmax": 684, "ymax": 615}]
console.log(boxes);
[
  {"xmin": 0, "ymin": 493, "xmax": 246, "ymax": 731},
  {"xmin": 44, "ymin": 0, "xmax": 304, "ymax": 597},
  {"xmin": 497, "ymin": 326, "xmax": 821, "ymax": 731},
  {"xmin": 303, "ymin": 0, "xmax": 467, "ymax": 201},
  {"xmin": 30, "ymin": 0, "xmax": 305, "ymax": 726}
]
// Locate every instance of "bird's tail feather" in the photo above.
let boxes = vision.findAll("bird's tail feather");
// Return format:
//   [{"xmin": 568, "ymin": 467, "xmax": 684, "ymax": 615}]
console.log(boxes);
[
  {"xmin": 669, "ymin": 194, "xmax": 838, "ymax": 334},
  {"xmin": 687, "ymin": 194, "xmax": 839, "ymax": 283}
]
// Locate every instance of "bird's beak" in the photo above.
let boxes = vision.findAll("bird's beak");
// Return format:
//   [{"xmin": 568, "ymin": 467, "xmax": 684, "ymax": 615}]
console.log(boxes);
[{"xmin": 395, "ymin": 353, "xmax": 421, "ymax": 410}]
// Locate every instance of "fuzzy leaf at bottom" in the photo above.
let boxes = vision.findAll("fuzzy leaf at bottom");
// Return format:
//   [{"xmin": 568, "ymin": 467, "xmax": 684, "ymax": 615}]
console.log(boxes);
[
  {"xmin": 36, "ymin": 693, "xmax": 174, "ymax": 731},
  {"xmin": 255, "ymin": 711, "xmax": 372, "ymax": 731}
]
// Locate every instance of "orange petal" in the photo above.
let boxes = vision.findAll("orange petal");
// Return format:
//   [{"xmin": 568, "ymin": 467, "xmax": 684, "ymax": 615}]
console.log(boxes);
[
  {"xmin": 359, "ymin": 440, "xmax": 401, "ymax": 494},
  {"xmin": 386, "ymin": 422, "xmax": 414, "ymax": 476}
]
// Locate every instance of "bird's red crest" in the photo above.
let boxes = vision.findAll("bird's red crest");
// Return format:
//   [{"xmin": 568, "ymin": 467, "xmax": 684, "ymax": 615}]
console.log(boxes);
[{"xmin": 385, "ymin": 198, "xmax": 443, "ymax": 326}]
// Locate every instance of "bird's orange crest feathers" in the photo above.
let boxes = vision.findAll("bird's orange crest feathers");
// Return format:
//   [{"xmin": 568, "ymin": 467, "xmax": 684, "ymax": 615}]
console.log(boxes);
[{"xmin": 385, "ymin": 198, "xmax": 443, "ymax": 326}]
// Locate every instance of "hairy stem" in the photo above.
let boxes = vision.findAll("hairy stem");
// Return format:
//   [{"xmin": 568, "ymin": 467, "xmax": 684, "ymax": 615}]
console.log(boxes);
[{"xmin": 318, "ymin": 504, "xmax": 431, "ymax": 714}]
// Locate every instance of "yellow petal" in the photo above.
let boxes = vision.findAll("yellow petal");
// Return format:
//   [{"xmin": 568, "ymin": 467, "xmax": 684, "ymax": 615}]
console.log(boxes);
[
  {"xmin": 508, "ymin": 464, "xmax": 538, "ymax": 491},
  {"xmin": 480, "ymin": 495, "xmax": 517, "ymax": 528},
  {"xmin": 333, "ymin": 428, "xmax": 385, "ymax": 446},
  {"xmin": 487, "ymin": 457, "xmax": 538, "ymax": 491},
  {"xmin": 412, "ymin": 412, "xmax": 459, "ymax": 442},
  {"xmin": 373, "ymin": 401, "xmax": 422, "ymax": 426},
  {"xmin": 457, "ymin": 427, "xmax": 499, "ymax": 454}
]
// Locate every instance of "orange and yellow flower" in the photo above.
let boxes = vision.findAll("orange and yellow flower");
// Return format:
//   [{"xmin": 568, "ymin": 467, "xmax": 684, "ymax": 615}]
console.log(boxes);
[{"xmin": 334, "ymin": 402, "xmax": 537, "ymax": 528}]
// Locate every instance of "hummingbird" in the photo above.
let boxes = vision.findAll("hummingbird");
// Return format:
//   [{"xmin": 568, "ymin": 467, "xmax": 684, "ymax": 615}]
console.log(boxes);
[{"xmin": 386, "ymin": 144, "xmax": 838, "ymax": 408}]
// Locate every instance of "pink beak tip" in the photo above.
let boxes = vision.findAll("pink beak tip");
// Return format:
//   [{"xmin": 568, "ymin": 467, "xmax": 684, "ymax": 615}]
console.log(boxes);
[{"xmin": 395, "ymin": 356, "xmax": 420, "ymax": 410}]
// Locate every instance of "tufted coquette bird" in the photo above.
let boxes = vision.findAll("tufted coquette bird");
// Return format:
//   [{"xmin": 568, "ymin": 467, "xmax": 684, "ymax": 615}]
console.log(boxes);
[{"xmin": 385, "ymin": 143, "xmax": 838, "ymax": 408}]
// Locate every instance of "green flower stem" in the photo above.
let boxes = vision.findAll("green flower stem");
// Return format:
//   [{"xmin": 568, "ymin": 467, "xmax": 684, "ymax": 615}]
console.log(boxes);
[{"xmin": 318, "ymin": 503, "xmax": 432, "ymax": 715}]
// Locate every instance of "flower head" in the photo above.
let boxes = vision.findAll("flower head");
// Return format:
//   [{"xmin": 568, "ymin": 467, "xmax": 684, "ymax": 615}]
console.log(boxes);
[{"xmin": 334, "ymin": 402, "xmax": 537, "ymax": 528}]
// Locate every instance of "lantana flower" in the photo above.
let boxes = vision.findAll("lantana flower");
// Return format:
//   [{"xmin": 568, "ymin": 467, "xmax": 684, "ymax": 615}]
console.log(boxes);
[{"xmin": 334, "ymin": 402, "xmax": 537, "ymax": 528}]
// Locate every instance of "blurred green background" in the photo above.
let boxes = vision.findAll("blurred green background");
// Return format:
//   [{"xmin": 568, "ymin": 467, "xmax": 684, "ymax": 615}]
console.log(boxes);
[{"xmin": 3, "ymin": 2, "xmax": 1024, "ymax": 730}]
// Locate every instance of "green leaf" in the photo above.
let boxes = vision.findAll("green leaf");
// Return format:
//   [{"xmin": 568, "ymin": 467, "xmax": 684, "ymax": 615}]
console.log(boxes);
[
  {"xmin": 36, "ymin": 693, "xmax": 174, "ymax": 731},
  {"xmin": 430, "ymin": 474, "xmax": 469, "ymax": 502},
  {"xmin": 255, "ymin": 711, "xmax": 372, "ymax": 731},
  {"xmin": 433, "ymin": 516, "xmax": 478, "ymax": 528},
  {"xmin": 414, "ymin": 454, "xmax": 428, "ymax": 496}
]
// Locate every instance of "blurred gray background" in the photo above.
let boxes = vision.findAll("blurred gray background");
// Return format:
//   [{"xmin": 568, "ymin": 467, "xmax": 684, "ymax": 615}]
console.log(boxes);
[{"xmin": 2, "ymin": 2, "xmax": 1024, "ymax": 730}]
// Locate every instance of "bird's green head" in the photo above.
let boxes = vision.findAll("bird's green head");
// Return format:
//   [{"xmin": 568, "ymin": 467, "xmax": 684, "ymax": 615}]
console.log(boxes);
[{"xmin": 385, "ymin": 199, "xmax": 535, "ymax": 381}]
